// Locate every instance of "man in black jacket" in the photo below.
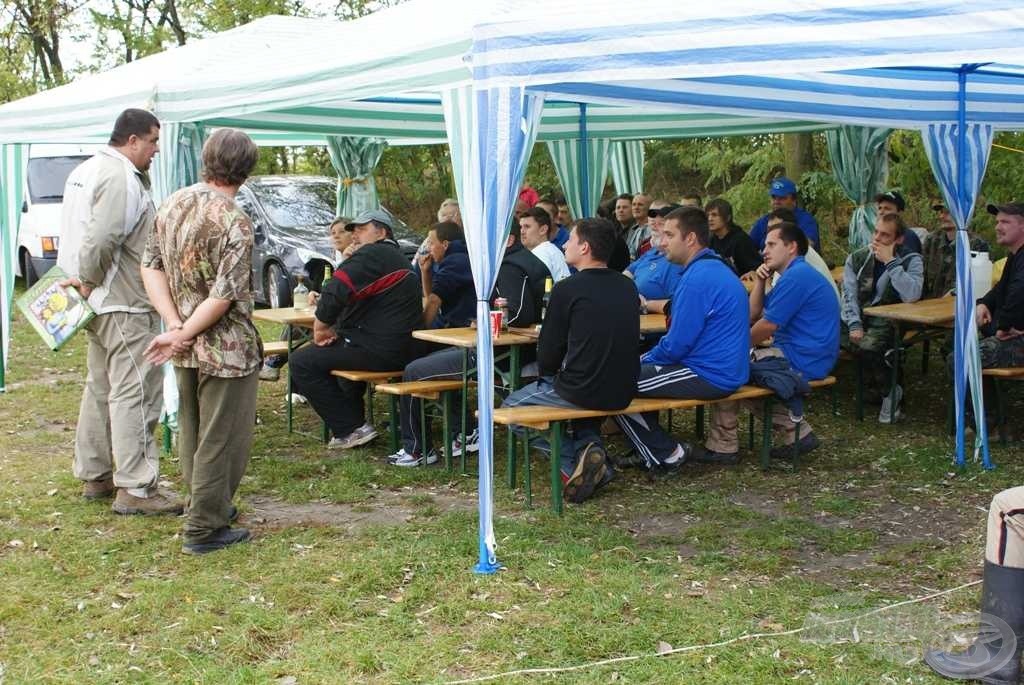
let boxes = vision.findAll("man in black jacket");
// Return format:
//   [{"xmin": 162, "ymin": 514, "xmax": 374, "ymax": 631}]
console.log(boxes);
[
  {"xmin": 386, "ymin": 222, "xmax": 551, "ymax": 467},
  {"xmin": 290, "ymin": 208, "xmax": 422, "ymax": 450},
  {"xmin": 502, "ymin": 218, "xmax": 640, "ymax": 503},
  {"xmin": 976, "ymin": 203, "xmax": 1024, "ymax": 366}
]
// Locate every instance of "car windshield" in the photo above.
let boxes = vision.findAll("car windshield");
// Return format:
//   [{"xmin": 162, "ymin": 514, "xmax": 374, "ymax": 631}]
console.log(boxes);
[
  {"xmin": 248, "ymin": 180, "xmax": 336, "ymax": 228},
  {"xmin": 26, "ymin": 156, "xmax": 89, "ymax": 204}
]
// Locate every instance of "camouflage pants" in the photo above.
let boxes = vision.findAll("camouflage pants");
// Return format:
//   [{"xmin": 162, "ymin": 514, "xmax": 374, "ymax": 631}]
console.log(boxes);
[
  {"xmin": 979, "ymin": 335, "xmax": 1024, "ymax": 369},
  {"xmin": 841, "ymin": 317, "xmax": 898, "ymax": 393}
]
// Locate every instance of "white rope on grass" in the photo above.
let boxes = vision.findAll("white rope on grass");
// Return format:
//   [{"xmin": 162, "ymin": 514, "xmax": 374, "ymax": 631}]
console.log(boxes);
[{"xmin": 439, "ymin": 579, "xmax": 982, "ymax": 684}]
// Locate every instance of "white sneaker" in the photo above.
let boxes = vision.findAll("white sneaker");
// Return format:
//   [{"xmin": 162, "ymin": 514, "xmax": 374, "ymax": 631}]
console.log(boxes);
[
  {"xmin": 328, "ymin": 423, "xmax": 378, "ymax": 449},
  {"xmin": 878, "ymin": 385, "xmax": 904, "ymax": 424},
  {"xmin": 451, "ymin": 428, "xmax": 480, "ymax": 457},
  {"xmin": 288, "ymin": 393, "xmax": 307, "ymax": 404},
  {"xmin": 391, "ymin": 449, "xmax": 438, "ymax": 467}
]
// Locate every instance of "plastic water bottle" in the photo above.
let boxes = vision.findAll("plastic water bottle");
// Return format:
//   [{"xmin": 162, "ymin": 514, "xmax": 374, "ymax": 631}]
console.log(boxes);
[
  {"xmin": 970, "ymin": 251, "xmax": 993, "ymax": 299},
  {"xmin": 292, "ymin": 276, "xmax": 310, "ymax": 311}
]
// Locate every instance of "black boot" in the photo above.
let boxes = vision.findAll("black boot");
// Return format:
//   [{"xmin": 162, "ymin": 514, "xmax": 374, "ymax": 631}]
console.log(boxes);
[{"xmin": 925, "ymin": 561, "xmax": 1024, "ymax": 684}]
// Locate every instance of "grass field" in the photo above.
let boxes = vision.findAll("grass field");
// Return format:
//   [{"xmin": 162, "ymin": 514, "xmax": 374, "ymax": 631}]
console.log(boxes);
[{"xmin": 1, "ymin": 285, "xmax": 1021, "ymax": 684}]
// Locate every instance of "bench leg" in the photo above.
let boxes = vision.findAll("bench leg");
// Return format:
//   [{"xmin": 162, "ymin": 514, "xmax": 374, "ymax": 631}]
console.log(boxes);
[
  {"xmin": 760, "ymin": 398, "xmax": 772, "ymax": 470},
  {"xmin": 695, "ymin": 405, "xmax": 705, "ymax": 440},
  {"xmin": 747, "ymin": 411, "xmax": 755, "ymax": 451},
  {"xmin": 995, "ymin": 378, "xmax": 1008, "ymax": 446},
  {"xmin": 523, "ymin": 432, "xmax": 532, "ymax": 509},
  {"xmin": 420, "ymin": 399, "xmax": 429, "ymax": 468},
  {"xmin": 161, "ymin": 416, "xmax": 173, "ymax": 454},
  {"xmin": 792, "ymin": 414, "xmax": 802, "ymax": 469},
  {"xmin": 831, "ymin": 384, "xmax": 839, "ymax": 417},
  {"xmin": 442, "ymin": 392, "xmax": 453, "ymax": 470},
  {"xmin": 507, "ymin": 423, "xmax": 517, "ymax": 489},
  {"xmin": 922, "ymin": 338, "xmax": 930, "ymax": 375},
  {"xmin": 286, "ymin": 324, "xmax": 294, "ymax": 434},
  {"xmin": 388, "ymin": 394, "xmax": 399, "ymax": 454},
  {"xmin": 551, "ymin": 422, "xmax": 563, "ymax": 516},
  {"xmin": 888, "ymin": 323, "xmax": 903, "ymax": 423},
  {"xmin": 461, "ymin": 349, "xmax": 469, "ymax": 475},
  {"xmin": 366, "ymin": 384, "xmax": 375, "ymax": 426}
]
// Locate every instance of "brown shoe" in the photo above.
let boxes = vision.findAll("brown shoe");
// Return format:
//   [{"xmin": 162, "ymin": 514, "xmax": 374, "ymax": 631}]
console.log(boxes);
[
  {"xmin": 112, "ymin": 488, "xmax": 184, "ymax": 516},
  {"xmin": 82, "ymin": 477, "xmax": 115, "ymax": 500}
]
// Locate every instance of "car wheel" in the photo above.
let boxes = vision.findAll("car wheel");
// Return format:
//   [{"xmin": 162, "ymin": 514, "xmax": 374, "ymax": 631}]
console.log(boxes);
[
  {"xmin": 20, "ymin": 251, "xmax": 38, "ymax": 287},
  {"xmin": 265, "ymin": 262, "xmax": 292, "ymax": 308}
]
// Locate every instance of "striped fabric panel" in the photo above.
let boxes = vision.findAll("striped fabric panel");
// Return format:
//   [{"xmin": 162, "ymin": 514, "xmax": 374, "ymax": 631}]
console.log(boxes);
[
  {"xmin": 0, "ymin": 144, "xmax": 26, "ymax": 389},
  {"xmin": 921, "ymin": 123, "xmax": 994, "ymax": 468},
  {"xmin": 546, "ymin": 138, "xmax": 611, "ymax": 220},
  {"xmin": 470, "ymin": 0, "xmax": 1024, "ymax": 89},
  {"xmin": 325, "ymin": 136, "xmax": 386, "ymax": 216},
  {"xmin": 609, "ymin": 140, "xmax": 644, "ymax": 195},
  {"xmin": 441, "ymin": 85, "xmax": 545, "ymax": 572}
]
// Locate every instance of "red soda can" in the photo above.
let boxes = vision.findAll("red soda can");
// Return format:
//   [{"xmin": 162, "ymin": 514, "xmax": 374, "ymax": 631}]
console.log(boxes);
[{"xmin": 490, "ymin": 310, "xmax": 503, "ymax": 340}]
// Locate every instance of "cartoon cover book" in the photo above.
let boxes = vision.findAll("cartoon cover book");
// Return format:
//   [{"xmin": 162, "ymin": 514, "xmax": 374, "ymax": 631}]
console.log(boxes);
[{"xmin": 16, "ymin": 266, "xmax": 94, "ymax": 351}]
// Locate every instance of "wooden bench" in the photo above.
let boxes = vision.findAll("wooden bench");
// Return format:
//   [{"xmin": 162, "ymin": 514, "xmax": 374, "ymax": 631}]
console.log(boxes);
[
  {"xmin": 982, "ymin": 367, "xmax": 1024, "ymax": 445},
  {"xmin": 327, "ymin": 370, "xmax": 403, "ymax": 440},
  {"xmin": 490, "ymin": 377, "xmax": 836, "ymax": 513},
  {"xmin": 262, "ymin": 340, "xmax": 291, "ymax": 357},
  {"xmin": 375, "ymin": 379, "xmax": 469, "ymax": 467}
]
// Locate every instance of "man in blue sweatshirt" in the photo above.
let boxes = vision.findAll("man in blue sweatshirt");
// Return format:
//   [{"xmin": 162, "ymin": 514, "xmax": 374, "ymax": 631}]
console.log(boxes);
[
  {"xmin": 615, "ymin": 207, "xmax": 751, "ymax": 473},
  {"xmin": 418, "ymin": 221, "xmax": 475, "ymax": 329},
  {"xmin": 749, "ymin": 177, "xmax": 821, "ymax": 252}
]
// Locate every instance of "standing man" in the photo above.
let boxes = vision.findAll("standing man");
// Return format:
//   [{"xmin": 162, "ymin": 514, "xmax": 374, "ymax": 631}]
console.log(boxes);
[
  {"xmin": 615, "ymin": 207, "xmax": 750, "ymax": 473},
  {"xmin": 841, "ymin": 213, "xmax": 924, "ymax": 423},
  {"xmin": 290, "ymin": 209, "xmax": 423, "ymax": 449},
  {"xmin": 698, "ymin": 222, "xmax": 839, "ymax": 464},
  {"xmin": 613, "ymin": 193, "xmax": 634, "ymax": 231},
  {"xmin": 923, "ymin": 201, "xmax": 990, "ymax": 299},
  {"xmin": 625, "ymin": 193, "xmax": 652, "ymax": 261},
  {"xmin": 503, "ymin": 218, "xmax": 640, "ymax": 504},
  {"xmin": 57, "ymin": 108, "xmax": 181, "ymax": 515},
  {"xmin": 141, "ymin": 128, "xmax": 261, "ymax": 553},
  {"xmin": 520, "ymin": 207, "xmax": 571, "ymax": 282},
  {"xmin": 749, "ymin": 177, "xmax": 821, "ymax": 251},
  {"xmin": 706, "ymin": 198, "xmax": 761, "ymax": 278}
]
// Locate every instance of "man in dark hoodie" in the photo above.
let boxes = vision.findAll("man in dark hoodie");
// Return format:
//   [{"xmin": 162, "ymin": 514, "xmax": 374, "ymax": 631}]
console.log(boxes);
[
  {"xmin": 387, "ymin": 222, "xmax": 551, "ymax": 467},
  {"xmin": 290, "ymin": 208, "xmax": 422, "ymax": 450},
  {"xmin": 419, "ymin": 221, "xmax": 475, "ymax": 329}
]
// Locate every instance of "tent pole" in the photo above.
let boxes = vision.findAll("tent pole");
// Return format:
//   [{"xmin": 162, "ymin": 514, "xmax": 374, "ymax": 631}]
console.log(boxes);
[{"xmin": 578, "ymin": 103, "xmax": 590, "ymax": 217}]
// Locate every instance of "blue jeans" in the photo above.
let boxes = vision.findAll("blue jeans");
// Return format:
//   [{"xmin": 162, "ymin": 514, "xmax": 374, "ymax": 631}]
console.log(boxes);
[{"xmin": 502, "ymin": 377, "xmax": 604, "ymax": 458}]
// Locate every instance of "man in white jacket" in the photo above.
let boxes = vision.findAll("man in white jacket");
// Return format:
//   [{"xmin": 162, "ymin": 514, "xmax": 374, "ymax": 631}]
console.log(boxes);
[
  {"xmin": 519, "ymin": 206, "xmax": 570, "ymax": 282},
  {"xmin": 58, "ymin": 108, "xmax": 182, "ymax": 515}
]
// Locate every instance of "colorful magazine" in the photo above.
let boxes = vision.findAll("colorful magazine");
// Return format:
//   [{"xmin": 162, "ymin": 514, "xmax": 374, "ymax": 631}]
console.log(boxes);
[{"xmin": 16, "ymin": 266, "xmax": 95, "ymax": 350}]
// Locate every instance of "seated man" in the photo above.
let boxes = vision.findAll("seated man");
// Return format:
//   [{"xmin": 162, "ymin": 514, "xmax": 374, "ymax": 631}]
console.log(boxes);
[
  {"xmin": 749, "ymin": 177, "xmax": 821, "ymax": 251},
  {"xmin": 388, "ymin": 222, "xmax": 551, "ymax": 467},
  {"xmin": 706, "ymin": 197, "xmax": 761, "ymax": 278},
  {"xmin": 290, "ymin": 209, "xmax": 423, "ymax": 449},
  {"xmin": 420, "ymin": 221, "xmax": 475, "ymax": 329},
  {"xmin": 923, "ymin": 201, "xmax": 990, "ymax": 299},
  {"xmin": 841, "ymin": 212, "xmax": 923, "ymax": 423},
  {"xmin": 766, "ymin": 209, "xmax": 839, "ymax": 304},
  {"xmin": 925, "ymin": 485, "xmax": 1024, "ymax": 684},
  {"xmin": 875, "ymin": 190, "xmax": 924, "ymax": 253},
  {"xmin": 503, "ymin": 218, "xmax": 640, "ymax": 503},
  {"xmin": 961, "ymin": 203, "xmax": 1024, "ymax": 434},
  {"xmin": 536, "ymin": 198, "xmax": 570, "ymax": 250},
  {"xmin": 698, "ymin": 222, "xmax": 839, "ymax": 464},
  {"xmin": 625, "ymin": 193, "xmax": 652, "ymax": 261},
  {"xmin": 615, "ymin": 207, "xmax": 750, "ymax": 472},
  {"xmin": 624, "ymin": 201, "xmax": 684, "ymax": 314},
  {"xmin": 520, "ymin": 207, "xmax": 571, "ymax": 282}
]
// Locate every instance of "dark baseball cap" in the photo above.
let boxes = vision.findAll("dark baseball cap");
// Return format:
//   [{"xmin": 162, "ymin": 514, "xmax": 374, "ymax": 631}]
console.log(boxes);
[
  {"xmin": 344, "ymin": 208, "xmax": 395, "ymax": 231},
  {"xmin": 875, "ymin": 190, "xmax": 906, "ymax": 211},
  {"xmin": 987, "ymin": 202, "xmax": 1024, "ymax": 217},
  {"xmin": 648, "ymin": 203, "xmax": 682, "ymax": 218}
]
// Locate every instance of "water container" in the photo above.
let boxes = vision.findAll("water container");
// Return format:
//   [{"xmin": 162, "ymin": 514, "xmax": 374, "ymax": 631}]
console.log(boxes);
[
  {"xmin": 970, "ymin": 251, "xmax": 993, "ymax": 299},
  {"xmin": 292, "ymin": 276, "xmax": 310, "ymax": 311}
]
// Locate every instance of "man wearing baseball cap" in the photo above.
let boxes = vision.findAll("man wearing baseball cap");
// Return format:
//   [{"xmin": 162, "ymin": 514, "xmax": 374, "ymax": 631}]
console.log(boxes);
[
  {"xmin": 874, "ymin": 190, "xmax": 924, "ymax": 254},
  {"xmin": 290, "ymin": 208, "xmax": 423, "ymax": 450},
  {"xmin": 922, "ymin": 200, "xmax": 989, "ymax": 299},
  {"xmin": 749, "ymin": 177, "xmax": 821, "ymax": 252},
  {"xmin": 973, "ymin": 203, "xmax": 1024, "ymax": 375}
]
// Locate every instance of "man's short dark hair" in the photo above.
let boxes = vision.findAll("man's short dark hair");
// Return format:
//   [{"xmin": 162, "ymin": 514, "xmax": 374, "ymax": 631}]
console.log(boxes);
[
  {"xmin": 680, "ymin": 193, "xmax": 703, "ymax": 207},
  {"xmin": 878, "ymin": 212, "xmax": 907, "ymax": 237},
  {"xmin": 704, "ymin": 197, "xmax": 734, "ymax": 224},
  {"xmin": 573, "ymin": 217, "xmax": 617, "ymax": 264},
  {"xmin": 769, "ymin": 207, "xmax": 797, "ymax": 224},
  {"xmin": 508, "ymin": 220, "xmax": 522, "ymax": 242},
  {"xmin": 767, "ymin": 221, "xmax": 808, "ymax": 256},
  {"xmin": 617, "ymin": 193, "xmax": 633, "ymax": 203},
  {"xmin": 522, "ymin": 207, "xmax": 552, "ymax": 234},
  {"xmin": 665, "ymin": 207, "xmax": 710, "ymax": 247},
  {"xmin": 201, "ymin": 128, "xmax": 259, "ymax": 186},
  {"xmin": 433, "ymin": 221, "xmax": 464, "ymax": 243},
  {"xmin": 109, "ymin": 108, "xmax": 160, "ymax": 146}
]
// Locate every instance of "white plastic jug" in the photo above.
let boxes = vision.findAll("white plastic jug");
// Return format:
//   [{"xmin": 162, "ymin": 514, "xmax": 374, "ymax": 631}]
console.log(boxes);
[{"xmin": 970, "ymin": 251, "xmax": 993, "ymax": 298}]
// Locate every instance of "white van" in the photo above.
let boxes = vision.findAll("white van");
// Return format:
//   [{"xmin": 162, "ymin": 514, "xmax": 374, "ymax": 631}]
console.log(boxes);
[{"xmin": 17, "ymin": 144, "xmax": 100, "ymax": 285}]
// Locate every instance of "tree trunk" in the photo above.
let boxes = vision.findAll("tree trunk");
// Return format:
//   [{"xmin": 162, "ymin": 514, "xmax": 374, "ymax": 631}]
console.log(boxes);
[{"xmin": 782, "ymin": 133, "xmax": 815, "ymax": 181}]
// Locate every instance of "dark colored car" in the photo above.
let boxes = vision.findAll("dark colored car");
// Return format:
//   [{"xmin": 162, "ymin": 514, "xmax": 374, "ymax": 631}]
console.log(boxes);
[{"xmin": 234, "ymin": 175, "xmax": 420, "ymax": 307}]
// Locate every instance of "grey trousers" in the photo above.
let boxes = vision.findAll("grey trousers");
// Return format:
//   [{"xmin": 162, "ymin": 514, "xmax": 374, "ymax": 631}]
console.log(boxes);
[
  {"xmin": 175, "ymin": 367, "xmax": 258, "ymax": 544},
  {"xmin": 73, "ymin": 311, "xmax": 163, "ymax": 493}
]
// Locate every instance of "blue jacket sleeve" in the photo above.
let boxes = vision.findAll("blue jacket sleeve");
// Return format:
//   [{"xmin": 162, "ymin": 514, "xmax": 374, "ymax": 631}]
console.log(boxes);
[
  {"xmin": 431, "ymin": 253, "xmax": 472, "ymax": 305},
  {"xmin": 642, "ymin": 280, "xmax": 704, "ymax": 364},
  {"xmin": 749, "ymin": 216, "xmax": 769, "ymax": 250}
]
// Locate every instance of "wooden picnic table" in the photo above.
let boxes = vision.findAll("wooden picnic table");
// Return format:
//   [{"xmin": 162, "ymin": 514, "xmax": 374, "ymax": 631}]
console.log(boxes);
[
  {"xmin": 252, "ymin": 306, "xmax": 315, "ymax": 327},
  {"xmin": 861, "ymin": 296, "xmax": 955, "ymax": 422}
]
